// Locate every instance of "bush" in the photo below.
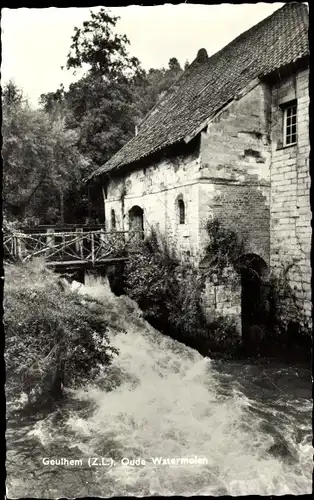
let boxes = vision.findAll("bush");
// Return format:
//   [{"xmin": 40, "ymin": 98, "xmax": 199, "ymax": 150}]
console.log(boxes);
[
  {"xmin": 4, "ymin": 260, "xmax": 118, "ymax": 408},
  {"xmin": 122, "ymin": 228, "xmax": 247, "ymax": 358},
  {"xmin": 123, "ymin": 230, "xmax": 176, "ymax": 327},
  {"xmin": 206, "ymin": 316, "xmax": 242, "ymax": 356},
  {"xmin": 204, "ymin": 218, "xmax": 245, "ymax": 282},
  {"xmin": 124, "ymin": 230, "xmax": 216, "ymax": 347}
]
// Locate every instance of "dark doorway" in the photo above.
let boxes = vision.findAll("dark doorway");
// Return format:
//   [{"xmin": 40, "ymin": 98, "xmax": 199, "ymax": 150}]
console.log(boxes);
[
  {"xmin": 236, "ymin": 254, "xmax": 269, "ymax": 345},
  {"xmin": 129, "ymin": 206, "xmax": 144, "ymax": 238}
]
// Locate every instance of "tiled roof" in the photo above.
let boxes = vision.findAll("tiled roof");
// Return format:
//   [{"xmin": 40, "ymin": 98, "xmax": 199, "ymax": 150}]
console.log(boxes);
[{"xmin": 91, "ymin": 2, "xmax": 309, "ymax": 178}]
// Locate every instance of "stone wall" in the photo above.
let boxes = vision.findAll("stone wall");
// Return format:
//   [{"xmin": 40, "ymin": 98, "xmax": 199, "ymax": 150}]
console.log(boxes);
[
  {"xmin": 198, "ymin": 83, "xmax": 272, "ymax": 331},
  {"xmin": 104, "ymin": 147, "xmax": 201, "ymax": 263},
  {"xmin": 269, "ymin": 67, "xmax": 311, "ymax": 324},
  {"xmin": 198, "ymin": 82, "xmax": 272, "ymax": 263}
]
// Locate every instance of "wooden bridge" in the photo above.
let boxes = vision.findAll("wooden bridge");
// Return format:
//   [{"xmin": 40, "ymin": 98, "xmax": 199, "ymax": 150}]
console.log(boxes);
[{"xmin": 3, "ymin": 225, "xmax": 144, "ymax": 271}]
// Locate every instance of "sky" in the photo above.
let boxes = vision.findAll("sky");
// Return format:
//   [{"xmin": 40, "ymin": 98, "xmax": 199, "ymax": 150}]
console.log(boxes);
[{"xmin": 1, "ymin": 3, "xmax": 285, "ymax": 108}]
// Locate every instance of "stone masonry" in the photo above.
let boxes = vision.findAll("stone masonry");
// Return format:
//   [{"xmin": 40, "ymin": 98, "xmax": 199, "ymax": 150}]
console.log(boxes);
[
  {"xmin": 104, "ymin": 147, "xmax": 202, "ymax": 263},
  {"xmin": 270, "ymin": 68, "xmax": 311, "ymax": 324},
  {"xmin": 103, "ymin": 66, "xmax": 310, "ymax": 332}
]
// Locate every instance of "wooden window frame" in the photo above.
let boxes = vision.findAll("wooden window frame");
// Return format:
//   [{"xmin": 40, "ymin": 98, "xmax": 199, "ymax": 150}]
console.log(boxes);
[{"xmin": 282, "ymin": 100, "xmax": 297, "ymax": 147}]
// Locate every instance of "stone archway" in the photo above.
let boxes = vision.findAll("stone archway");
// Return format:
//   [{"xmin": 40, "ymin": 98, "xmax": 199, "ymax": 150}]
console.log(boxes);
[
  {"xmin": 129, "ymin": 205, "xmax": 144, "ymax": 238},
  {"xmin": 235, "ymin": 253, "xmax": 270, "ymax": 345}
]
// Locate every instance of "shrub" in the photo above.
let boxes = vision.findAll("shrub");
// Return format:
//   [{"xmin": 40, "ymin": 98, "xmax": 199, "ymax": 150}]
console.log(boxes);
[
  {"xmin": 204, "ymin": 218, "xmax": 245, "ymax": 283},
  {"xmin": 206, "ymin": 315, "xmax": 243, "ymax": 357},
  {"xmin": 267, "ymin": 263, "xmax": 312, "ymax": 344},
  {"xmin": 122, "ymin": 227, "xmax": 247, "ymax": 358},
  {"xmin": 124, "ymin": 230, "xmax": 211, "ymax": 344},
  {"xmin": 124, "ymin": 246, "xmax": 176, "ymax": 329},
  {"xmin": 4, "ymin": 260, "xmax": 118, "ymax": 408}
]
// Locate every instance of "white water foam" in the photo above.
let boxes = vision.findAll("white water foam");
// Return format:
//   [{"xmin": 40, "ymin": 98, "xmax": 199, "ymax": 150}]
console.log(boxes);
[{"xmin": 62, "ymin": 277, "xmax": 312, "ymax": 496}]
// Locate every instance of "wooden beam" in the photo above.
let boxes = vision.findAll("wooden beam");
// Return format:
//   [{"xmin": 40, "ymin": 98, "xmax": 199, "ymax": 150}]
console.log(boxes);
[{"xmin": 46, "ymin": 257, "xmax": 128, "ymax": 266}]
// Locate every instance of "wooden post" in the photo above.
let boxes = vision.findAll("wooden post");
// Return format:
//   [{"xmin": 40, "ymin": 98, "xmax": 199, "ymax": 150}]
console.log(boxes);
[
  {"xmin": 91, "ymin": 232, "xmax": 95, "ymax": 264},
  {"xmin": 75, "ymin": 228, "xmax": 83, "ymax": 259},
  {"xmin": 100, "ymin": 228, "xmax": 106, "ymax": 257},
  {"xmin": 16, "ymin": 236, "xmax": 22, "ymax": 260},
  {"xmin": 62, "ymin": 232, "xmax": 65, "ymax": 261},
  {"xmin": 46, "ymin": 228, "xmax": 55, "ymax": 257}
]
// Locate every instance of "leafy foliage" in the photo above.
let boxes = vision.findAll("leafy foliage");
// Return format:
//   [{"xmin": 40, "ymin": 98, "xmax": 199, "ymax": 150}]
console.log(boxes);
[
  {"xmin": 2, "ymin": 82, "xmax": 89, "ymax": 225},
  {"xmin": 66, "ymin": 8, "xmax": 141, "ymax": 79},
  {"xmin": 4, "ymin": 10, "xmax": 186, "ymax": 225},
  {"xmin": 63, "ymin": 74, "xmax": 140, "ymax": 168},
  {"xmin": 4, "ymin": 261, "xmax": 118, "ymax": 407},
  {"xmin": 204, "ymin": 218, "xmax": 245, "ymax": 281},
  {"xmin": 123, "ymin": 229, "xmax": 241, "ymax": 357},
  {"xmin": 124, "ymin": 231, "xmax": 178, "ymax": 327},
  {"xmin": 268, "ymin": 262, "xmax": 311, "ymax": 338},
  {"xmin": 133, "ymin": 58, "xmax": 184, "ymax": 117},
  {"xmin": 2, "ymin": 79, "xmax": 23, "ymax": 106}
]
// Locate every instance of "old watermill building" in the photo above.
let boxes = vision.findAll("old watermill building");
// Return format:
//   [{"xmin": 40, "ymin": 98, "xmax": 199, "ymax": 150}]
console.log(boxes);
[{"xmin": 90, "ymin": 2, "xmax": 310, "ymax": 337}]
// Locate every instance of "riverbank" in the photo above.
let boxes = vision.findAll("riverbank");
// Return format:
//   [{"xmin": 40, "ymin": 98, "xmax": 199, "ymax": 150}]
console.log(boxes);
[{"xmin": 4, "ymin": 260, "xmax": 118, "ymax": 410}]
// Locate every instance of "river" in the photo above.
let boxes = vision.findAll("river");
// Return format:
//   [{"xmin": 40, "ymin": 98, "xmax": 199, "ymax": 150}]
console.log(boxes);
[{"xmin": 6, "ymin": 277, "xmax": 313, "ymax": 497}]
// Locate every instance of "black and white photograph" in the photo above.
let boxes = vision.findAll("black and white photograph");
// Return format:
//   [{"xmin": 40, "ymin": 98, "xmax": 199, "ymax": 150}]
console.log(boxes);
[{"xmin": 2, "ymin": 1, "xmax": 312, "ymax": 497}]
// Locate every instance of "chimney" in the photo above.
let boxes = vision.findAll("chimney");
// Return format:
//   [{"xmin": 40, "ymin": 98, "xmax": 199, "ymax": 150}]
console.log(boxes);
[{"xmin": 196, "ymin": 48, "xmax": 208, "ymax": 63}]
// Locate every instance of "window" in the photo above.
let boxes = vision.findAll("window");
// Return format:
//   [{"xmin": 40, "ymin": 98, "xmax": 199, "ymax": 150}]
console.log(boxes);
[
  {"xmin": 129, "ymin": 205, "xmax": 144, "ymax": 239},
  {"xmin": 283, "ymin": 101, "xmax": 297, "ymax": 146},
  {"xmin": 111, "ymin": 209, "xmax": 116, "ymax": 230},
  {"xmin": 178, "ymin": 199, "xmax": 185, "ymax": 224}
]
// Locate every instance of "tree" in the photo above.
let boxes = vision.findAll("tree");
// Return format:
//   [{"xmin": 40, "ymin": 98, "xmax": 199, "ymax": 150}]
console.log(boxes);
[
  {"xmin": 2, "ymin": 79, "xmax": 23, "ymax": 107},
  {"xmin": 63, "ymin": 73, "xmax": 140, "ymax": 168},
  {"xmin": 38, "ymin": 8, "xmax": 148, "ymax": 224},
  {"xmin": 66, "ymin": 8, "xmax": 141, "ymax": 79},
  {"xmin": 42, "ymin": 8, "xmax": 146, "ymax": 174},
  {"xmin": 39, "ymin": 85, "xmax": 66, "ymax": 120},
  {"xmin": 168, "ymin": 57, "xmax": 181, "ymax": 72},
  {"xmin": 39, "ymin": 10, "xmax": 185, "ymax": 223},
  {"xmin": 2, "ymin": 83, "xmax": 89, "ymax": 224},
  {"xmin": 133, "ymin": 58, "xmax": 183, "ymax": 119}
]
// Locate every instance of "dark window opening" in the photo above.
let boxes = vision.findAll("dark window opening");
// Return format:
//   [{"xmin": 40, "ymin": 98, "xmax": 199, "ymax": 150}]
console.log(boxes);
[
  {"xmin": 178, "ymin": 199, "xmax": 185, "ymax": 224},
  {"xmin": 129, "ymin": 205, "xmax": 144, "ymax": 239},
  {"xmin": 111, "ymin": 209, "xmax": 116, "ymax": 230}
]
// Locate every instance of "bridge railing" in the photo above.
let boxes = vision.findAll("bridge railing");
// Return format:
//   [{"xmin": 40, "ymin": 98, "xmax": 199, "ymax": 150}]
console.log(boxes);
[{"xmin": 3, "ymin": 228, "xmax": 144, "ymax": 265}]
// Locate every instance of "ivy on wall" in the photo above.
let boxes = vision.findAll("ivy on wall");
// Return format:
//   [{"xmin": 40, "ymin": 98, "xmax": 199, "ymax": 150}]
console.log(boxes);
[{"xmin": 203, "ymin": 218, "xmax": 245, "ymax": 285}]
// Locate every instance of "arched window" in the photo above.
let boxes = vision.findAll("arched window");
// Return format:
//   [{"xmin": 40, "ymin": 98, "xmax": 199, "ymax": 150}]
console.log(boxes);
[
  {"xmin": 111, "ymin": 209, "xmax": 116, "ymax": 230},
  {"xmin": 129, "ymin": 205, "xmax": 144, "ymax": 239},
  {"xmin": 178, "ymin": 199, "xmax": 185, "ymax": 224}
]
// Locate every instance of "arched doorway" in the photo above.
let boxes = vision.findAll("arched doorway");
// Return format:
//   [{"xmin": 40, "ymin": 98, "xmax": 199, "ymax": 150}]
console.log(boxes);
[
  {"xmin": 129, "ymin": 205, "xmax": 144, "ymax": 238},
  {"xmin": 235, "ymin": 254, "xmax": 270, "ymax": 342}
]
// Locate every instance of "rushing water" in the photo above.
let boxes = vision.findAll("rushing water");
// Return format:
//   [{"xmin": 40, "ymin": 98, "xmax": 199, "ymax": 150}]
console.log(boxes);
[{"xmin": 6, "ymin": 277, "xmax": 313, "ymax": 497}]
